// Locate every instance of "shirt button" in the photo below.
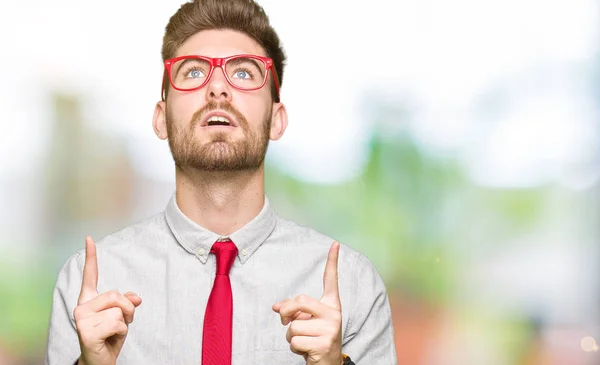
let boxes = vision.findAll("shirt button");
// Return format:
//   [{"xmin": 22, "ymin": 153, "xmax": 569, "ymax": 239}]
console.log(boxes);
[
  {"xmin": 241, "ymin": 249, "xmax": 248, "ymax": 256},
  {"xmin": 197, "ymin": 248, "xmax": 205, "ymax": 256}
]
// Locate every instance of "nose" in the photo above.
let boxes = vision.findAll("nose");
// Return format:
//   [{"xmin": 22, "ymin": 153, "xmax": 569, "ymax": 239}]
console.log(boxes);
[{"xmin": 205, "ymin": 66, "xmax": 232, "ymax": 102}]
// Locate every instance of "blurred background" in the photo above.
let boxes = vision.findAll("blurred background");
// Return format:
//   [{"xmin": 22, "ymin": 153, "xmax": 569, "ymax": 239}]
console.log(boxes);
[{"xmin": 1, "ymin": 0, "xmax": 599, "ymax": 364}]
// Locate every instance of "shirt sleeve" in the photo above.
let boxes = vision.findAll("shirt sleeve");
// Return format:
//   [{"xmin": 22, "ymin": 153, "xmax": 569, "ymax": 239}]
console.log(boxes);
[
  {"xmin": 342, "ymin": 253, "xmax": 398, "ymax": 364},
  {"xmin": 44, "ymin": 252, "xmax": 83, "ymax": 365}
]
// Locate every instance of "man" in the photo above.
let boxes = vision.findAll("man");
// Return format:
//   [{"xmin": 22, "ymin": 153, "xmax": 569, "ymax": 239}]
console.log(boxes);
[{"xmin": 44, "ymin": 0, "xmax": 397, "ymax": 364}]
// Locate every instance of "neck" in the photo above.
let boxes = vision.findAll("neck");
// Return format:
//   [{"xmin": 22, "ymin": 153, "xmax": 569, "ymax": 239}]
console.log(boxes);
[{"xmin": 174, "ymin": 164, "xmax": 265, "ymax": 236}]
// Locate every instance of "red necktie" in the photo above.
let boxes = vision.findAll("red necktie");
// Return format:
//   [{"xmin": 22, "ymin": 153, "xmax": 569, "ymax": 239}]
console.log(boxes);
[{"xmin": 202, "ymin": 239, "xmax": 237, "ymax": 365}]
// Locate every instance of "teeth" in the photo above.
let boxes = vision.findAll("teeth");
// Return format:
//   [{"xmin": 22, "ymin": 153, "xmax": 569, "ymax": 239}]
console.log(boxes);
[{"xmin": 207, "ymin": 115, "xmax": 230, "ymax": 124}]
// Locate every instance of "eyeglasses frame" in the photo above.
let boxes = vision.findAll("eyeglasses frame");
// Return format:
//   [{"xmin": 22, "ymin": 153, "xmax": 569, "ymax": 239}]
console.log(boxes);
[{"xmin": 161, "ymin": 54, "xmax": 280, "ymax": 101}]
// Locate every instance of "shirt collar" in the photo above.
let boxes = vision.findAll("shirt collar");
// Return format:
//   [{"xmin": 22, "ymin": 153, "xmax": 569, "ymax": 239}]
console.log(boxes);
[{"xmin": 164, "ymin": 194, "xmax": 277, "ymax": 264}]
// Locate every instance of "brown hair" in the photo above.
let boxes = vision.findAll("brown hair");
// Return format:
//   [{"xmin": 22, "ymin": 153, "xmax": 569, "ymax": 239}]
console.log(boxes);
[{"xmin": 161, "ymin": 0, "xmax": 286, "ymax": 102}]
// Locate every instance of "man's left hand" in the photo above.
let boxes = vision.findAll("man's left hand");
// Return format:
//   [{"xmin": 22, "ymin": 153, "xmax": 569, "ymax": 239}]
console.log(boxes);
[{"xmin": 272, "ymin": 241, "xmax": 343, "ymax": 365}]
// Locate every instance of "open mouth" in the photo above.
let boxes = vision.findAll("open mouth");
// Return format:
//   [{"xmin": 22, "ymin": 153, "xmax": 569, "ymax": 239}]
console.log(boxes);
[
  {"xmin": 199, "ymin": 111, "xmax": 239, "ymax": 129},
  {"xmin": 206, "ymin": 115, "xmax": 232, "ymax": 127}
]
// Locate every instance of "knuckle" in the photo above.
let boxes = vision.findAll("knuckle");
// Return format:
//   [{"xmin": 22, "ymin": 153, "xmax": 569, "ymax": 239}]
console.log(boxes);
[
  {"xmin": 108, "ymin": 307, "xmax": 124, "ymax": 320},
  {"xmin": 73, "ymin": 306, "xmax": 83, "ymax": 320},
  {"xmin": 107, "ymin": 290, "xmax": 120, "ymax": 301},
  {"xmin": 295, "ymin": 294, "xmax": 309, "ymax": 302},
  {"xmin": 112, "ymin": 320, "xmax": 127, "ymax": 333},
  {"xmin": 79, "ymin": 332, "xmax": 91, "ymax": 345},
  {"xmin": 331, "ymin": 311, "xmax": 342, "ymax": 323},
  {"xmin": 74, "ymin": 318, "xmax": 85, "ymax": 332},
  {"xmin": 278, "ymin": 304, "xmax": 290, "ymax": 316},
  {"xmin": 126, "ymin": 300, "xmax": 135, "ymax": 312},
  {"xmin": 289, "ymin": 336, "xmax": 299, "ymax": 350}
]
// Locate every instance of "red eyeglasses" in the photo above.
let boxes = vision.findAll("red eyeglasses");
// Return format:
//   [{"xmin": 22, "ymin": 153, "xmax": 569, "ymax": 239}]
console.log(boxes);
[{"xmin": 161, "ymin": 54, "xmax": 280, "ymax": 101}]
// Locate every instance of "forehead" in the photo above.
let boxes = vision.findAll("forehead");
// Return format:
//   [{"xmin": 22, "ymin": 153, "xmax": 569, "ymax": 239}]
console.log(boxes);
[{"xmin": 175, "ymin": 29, "xmax": 267, "ymax": 58}]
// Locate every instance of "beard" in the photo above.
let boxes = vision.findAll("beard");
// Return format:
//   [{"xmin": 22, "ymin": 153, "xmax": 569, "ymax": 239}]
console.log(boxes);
[{"xmin": 166, "ymin": 100, "xmax": 272, "ymax": 172}]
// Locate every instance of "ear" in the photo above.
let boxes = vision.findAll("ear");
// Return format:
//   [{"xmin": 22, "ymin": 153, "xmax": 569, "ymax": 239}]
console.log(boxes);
[
  {"xmin": 269, "ymin": 102, "xmax": 288, "ymax": 141},
  {"xmin": 153, "ymin": 101, "xmax": 168, "ymax": 140}
]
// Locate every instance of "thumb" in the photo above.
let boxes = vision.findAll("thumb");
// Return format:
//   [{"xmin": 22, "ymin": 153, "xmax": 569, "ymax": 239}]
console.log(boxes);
[{"xmin": 124, "ymin": 292, "xmax": 143, "ymax": 307}]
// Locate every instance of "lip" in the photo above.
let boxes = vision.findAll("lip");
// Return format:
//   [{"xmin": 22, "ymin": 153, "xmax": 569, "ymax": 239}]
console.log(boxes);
[{"xmin": 199, "ymin": 111, "xmax": 238, "ymax": 128}]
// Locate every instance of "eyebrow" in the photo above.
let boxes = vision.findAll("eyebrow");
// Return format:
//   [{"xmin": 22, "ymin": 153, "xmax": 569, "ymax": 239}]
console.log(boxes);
[
  {"xmin": 226, "ymin": 57, "xmax": 265, "ymax": 77},
  {"xmin": 173, "ymin": 57, "xmax": 208, "ymax": 75}
]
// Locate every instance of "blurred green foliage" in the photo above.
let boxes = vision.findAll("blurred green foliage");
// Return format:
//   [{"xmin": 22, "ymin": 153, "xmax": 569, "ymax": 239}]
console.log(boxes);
[{"xmin": 0, "ymin": 259, "xmax": 54, "ymax": 358}]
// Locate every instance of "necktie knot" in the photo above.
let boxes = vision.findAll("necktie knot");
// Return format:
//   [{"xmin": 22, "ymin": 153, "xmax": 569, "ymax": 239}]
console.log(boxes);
[{"xmin": 211, "ymin": 240, "xmax": 238, "ymax": 276}]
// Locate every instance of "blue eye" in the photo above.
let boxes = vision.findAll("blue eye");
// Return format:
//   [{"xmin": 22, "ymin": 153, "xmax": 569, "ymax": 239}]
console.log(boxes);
[
  {"xmin": 187, "ymin": 69, "xmax": 205, "ymax": 79},
  {"xmin": 190, "ymin": 70, "xmax": 202, "ymax": 79},
  {"xmin": 233, "ymin": 70, "xmax": 250, "ymax": 79}
]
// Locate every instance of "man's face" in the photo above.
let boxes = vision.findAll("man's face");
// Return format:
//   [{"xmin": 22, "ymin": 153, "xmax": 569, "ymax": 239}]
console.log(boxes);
[{"xmin": 162, "ymin": 29, "xmax": 278, "ymax": 172}]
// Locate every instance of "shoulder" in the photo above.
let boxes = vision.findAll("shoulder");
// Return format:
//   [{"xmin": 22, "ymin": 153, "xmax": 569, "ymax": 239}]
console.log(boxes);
[
  {"xmin": 69, "ymin": 212, "xmax": 167, "ymax": 260},
  {"xmin": 98, "ymin": 211, "xmax": 167, "ymax": 246},
  {"xmin": 272, "ymin": 215, "xmax": 378, "ymax": 274},
  {"xmin": 275, "ymin": 216, "xmax": 330, "ymax": 240}
]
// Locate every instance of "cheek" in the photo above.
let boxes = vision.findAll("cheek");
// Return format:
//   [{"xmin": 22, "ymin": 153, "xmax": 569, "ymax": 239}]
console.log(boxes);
[
  {"xmin": 170, "ymin": 93, "xmax": 205, "ymax": 123},
  {"xmin": 236, "ymin": 93, "xmax": 272, "ymax": 125}
]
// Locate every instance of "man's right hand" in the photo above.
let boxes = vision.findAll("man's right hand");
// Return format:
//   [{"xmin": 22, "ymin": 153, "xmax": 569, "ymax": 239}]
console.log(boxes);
[{"xmin": 74, "ymin": 236, "xmax": 142, "ymax": 365}]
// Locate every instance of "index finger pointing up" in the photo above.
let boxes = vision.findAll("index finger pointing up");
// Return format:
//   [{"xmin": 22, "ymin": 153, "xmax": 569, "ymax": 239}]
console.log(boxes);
[
  {"xmin": 78, "ymin": 236, "xmax": 99, "ymax": 305},
  {"xmin": 321, "ymin": 241, "xmax": 341, "ymax": 310}
]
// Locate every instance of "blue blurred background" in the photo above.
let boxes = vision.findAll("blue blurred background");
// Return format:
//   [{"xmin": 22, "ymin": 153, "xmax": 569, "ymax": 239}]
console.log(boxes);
[{"xmin": 1, "ymin": 0, "xmax": 599, "ymax": 364}]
